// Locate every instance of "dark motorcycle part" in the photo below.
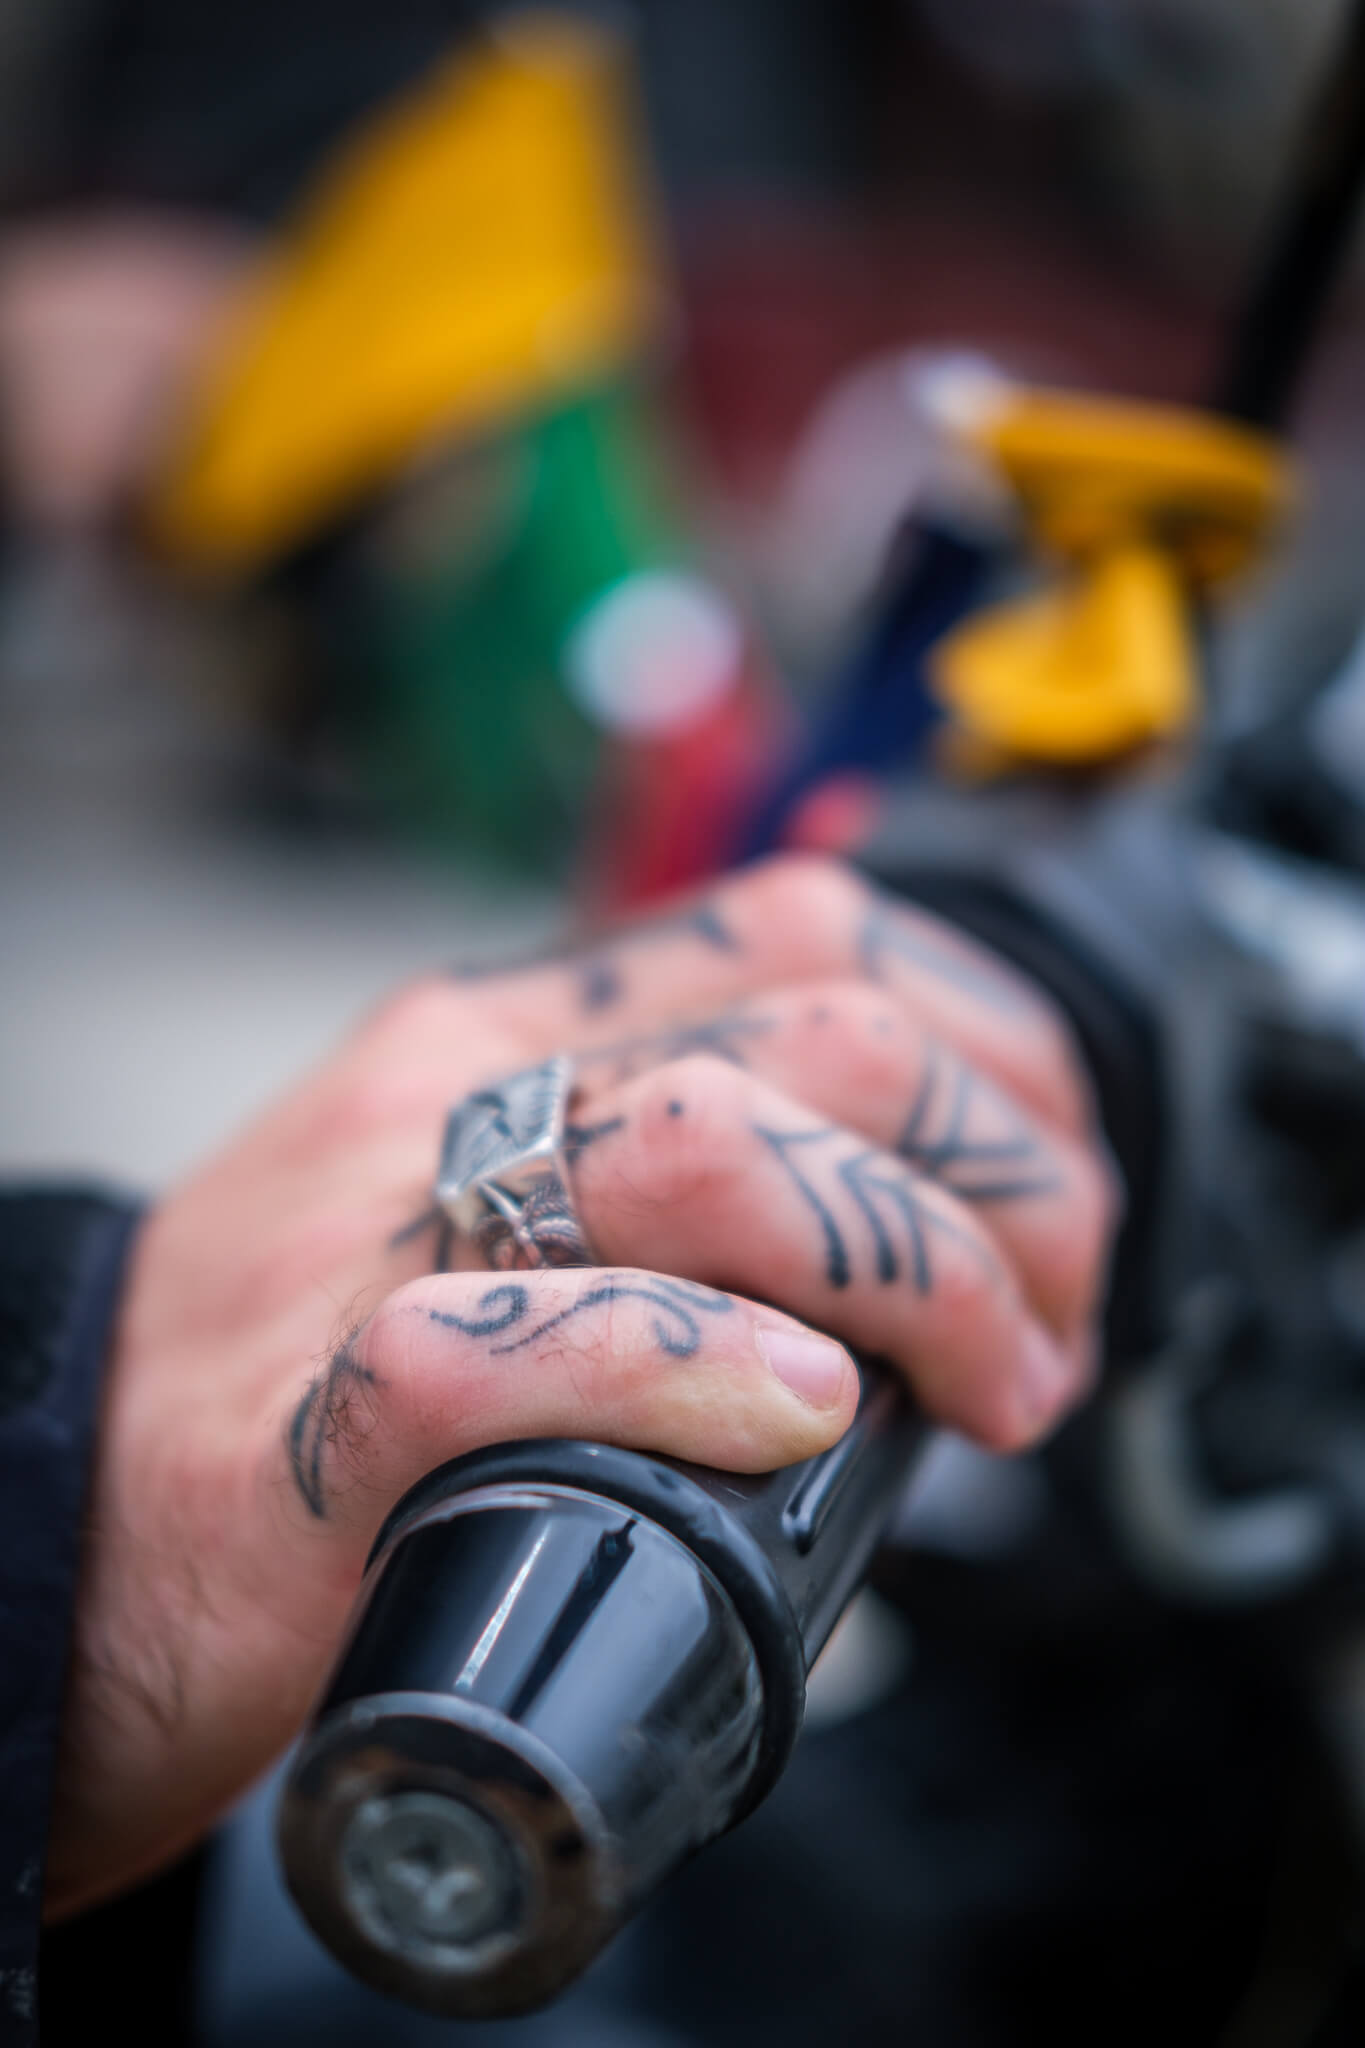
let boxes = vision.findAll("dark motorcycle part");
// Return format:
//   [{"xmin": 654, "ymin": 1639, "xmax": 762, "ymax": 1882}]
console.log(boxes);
[
  {"xmin": 1215, "ymin": 0, "xmax": 1365, "ymax": 429},
  {"xmin": 278, "ymin": 1365, "xmax": 924, "ymax": 2017},
  {"xmin": 864, "ymin": 856, "xmax": 1170, "ymax": 1364}
]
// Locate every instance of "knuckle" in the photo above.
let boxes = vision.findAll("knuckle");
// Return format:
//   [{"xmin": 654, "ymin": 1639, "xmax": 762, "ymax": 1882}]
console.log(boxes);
[
  {"xmin": 324, "ymin": 1061, "xmax": 412, "ymax": 1144},
  {"xmin": 330, "ymin": 985, "xmax": 526, "ymax": 1145},
  {"xmin": 628, "ymin": 1057, "xmax": 751, "ymax": 1209},
  {"xmin": 318, "ymin": 982, "xmax": 460, "ymax": 1140},
  {"xmin": 823, "ymin": 973, "xmax": 899, "ymax": 1025},
  {"xmin": 803, "ymin": 976, "xmax": 913, "ymax": 1089},
  {"xmin": 359, "ymin": 1288, "xmax": 414, "ymax": 1371},
  {"xmin": 737, "ymin": 853, "xmax": 866, "ymax": 958},
  {"xmin": 366, "ymin": 1277, "xmax": 467, "ymax": 1387},
  {"xmin": 359, "ymin": 973, "xmax": 516, "ymax": 1080},
  {"xmin": 364, "ymin": 973, "xmax": 460, "ymax": 1047}
]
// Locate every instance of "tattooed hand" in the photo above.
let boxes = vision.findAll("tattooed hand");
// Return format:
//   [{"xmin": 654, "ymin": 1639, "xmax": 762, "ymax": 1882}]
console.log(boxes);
[{"xmin": 52, "ymin": 856, "xmax": 1118, "ymax": 1922}]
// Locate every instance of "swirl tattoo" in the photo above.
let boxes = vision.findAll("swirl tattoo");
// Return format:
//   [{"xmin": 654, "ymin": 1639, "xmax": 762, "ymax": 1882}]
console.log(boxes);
[{"xmin": 429, "ymin": 1273, "xmax": 734, "ymax": 1359}]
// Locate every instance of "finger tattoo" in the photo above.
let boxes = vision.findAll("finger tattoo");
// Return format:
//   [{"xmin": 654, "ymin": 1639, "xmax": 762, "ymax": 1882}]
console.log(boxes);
[
  {"xmin": 757, "ymin": 1124, "xmax": 1001, "ymax": 1296},
  {"xmin": 896, "ymin": 1045, "xmax": 1064, "ymax": 1205},
  {"xmin": 858, "ymin": 898, "xmax": 1031, "ymax": 1016},
  {"xmin": 755, "ymin": 1126, "xmax": 852, "ymax": 1289},
  {"xmin": 562, "ymin": 1115, "xmax": 628, "ymax": 1167},
  {"xmin": 388, "ymin": 1204, "xmax": 445, "ymax": 1252},
  {"xmin": 428, "ymin": 1273, "xmax": 735, "ymax": 1359},
  {"xmin": 576, "ymin": 1011, "xmax": 777, "ymax": 1085},
  {"xmin": 574, "ymin": 902, "xmax": 741, "ymax": 1013},
  {"xmin": 288, "ymin": 1335, "xmax": 382, "ymax": 1519},
  {"xmin": 446, "ymin": 901, "xmax": 739, "ymax": 1010}
]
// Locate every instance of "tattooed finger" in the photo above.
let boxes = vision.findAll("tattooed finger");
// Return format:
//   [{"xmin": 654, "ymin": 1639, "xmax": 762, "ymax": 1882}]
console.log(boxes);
[
  {"xmin": 424, "ymin": 855, "xmax": 1087, "ymax": 1135},
  {"xmin": 278, "ymin": 1268, "xmax": 857, "ymax": 1545},
  {"xmin": 563, "ymin": 980, "xmax": 1117, "ymax": 1346},
  {"xmin": 566, "ymin": 1059, "xmax": 1096, "ymax": 1452}
]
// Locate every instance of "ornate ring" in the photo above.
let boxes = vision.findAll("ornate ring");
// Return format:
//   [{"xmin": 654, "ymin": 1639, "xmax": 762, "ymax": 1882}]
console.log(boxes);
[{"xmin": 436, "ymin": 1055, "xmax": 595, "ymax": 1271}]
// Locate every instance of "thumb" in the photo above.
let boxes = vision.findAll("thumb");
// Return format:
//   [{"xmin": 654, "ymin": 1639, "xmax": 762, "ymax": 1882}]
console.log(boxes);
[{"xmin": 277, "ymin": 1267, "xmax": 859, "ymax": 1559}]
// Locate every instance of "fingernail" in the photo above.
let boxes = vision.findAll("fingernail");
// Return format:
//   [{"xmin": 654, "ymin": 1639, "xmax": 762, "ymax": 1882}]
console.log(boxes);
[
  {"xmin": 1015, "ymin": 1321, "xmax": 1075, "ymax": 1438},
  {"xmin": 757, "ymin": 1326, "xmax": 853, "ymax": 1409}
]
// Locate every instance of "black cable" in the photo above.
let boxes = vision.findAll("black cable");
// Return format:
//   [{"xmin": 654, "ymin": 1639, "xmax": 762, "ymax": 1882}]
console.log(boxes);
[{"xmin": 1214, "ymin": 0, "xmax": 1365, "ymax": 429}]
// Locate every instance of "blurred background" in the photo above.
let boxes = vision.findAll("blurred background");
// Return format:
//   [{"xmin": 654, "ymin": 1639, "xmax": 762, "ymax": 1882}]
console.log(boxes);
[
  {"xmin": 5, "ymin": 0, "xmax": 1365, "ymax": 1186},
  {"xmin": 10, "ymin": 5, "xmax": 1365, "ymax": 2044}
]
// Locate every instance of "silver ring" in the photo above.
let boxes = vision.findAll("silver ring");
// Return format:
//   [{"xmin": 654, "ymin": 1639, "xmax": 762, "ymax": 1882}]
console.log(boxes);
[{"xmin": 435, "ymin": 1055, "xmax": 595, "ymax": 1271}]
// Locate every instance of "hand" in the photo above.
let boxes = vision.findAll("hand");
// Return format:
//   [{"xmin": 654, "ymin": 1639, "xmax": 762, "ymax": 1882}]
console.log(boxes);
[{"xmin": 49, "ymin": 856, "xmax": 1118, "ymax": 1917}]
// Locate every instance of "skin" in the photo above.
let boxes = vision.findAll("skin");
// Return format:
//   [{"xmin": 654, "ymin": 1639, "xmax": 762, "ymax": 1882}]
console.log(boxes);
[{"xmin": 48, "ymin": 854, "xmax": 1119, "ymax": 1921}]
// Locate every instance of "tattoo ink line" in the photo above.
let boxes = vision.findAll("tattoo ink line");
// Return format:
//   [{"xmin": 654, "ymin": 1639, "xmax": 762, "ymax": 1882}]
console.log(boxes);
[
  {"xmin": 755, "ymin": 1125, "xmax": 852, "ymax": 1289},
  {"xmin": 896, "ymin": 1046, "xmax": 1064, "ymax": 1205},
  {"xmin": 574, "ymin": 902, "xmax": 742, "ymax": 1014},
  {"xmin": 429, "ymin": 1274, "xmax": 734, "ymax": 1361},
  {"xmin": 563, "ymin": 1115, "xmax": 627, "ymax": 1167},
  {"xmin": 838, "ymin": 1149, "xmax": 932, "ymax": 1292},
  {"xmin": 757, "ymin": 1122, "xmax": 1002, "ymax": 1297},
  {"xmin": 858, "ymin": 901, "xmax": 1029, "ymax": 1016},
  {"xmin": 448, "ymin": 901, "xmax": 737, "ymax": 1006},
  {"xmin": 288, "ymin": 1338, "xmax": 381, "ymax": 1520},
  {"xmin": 388, "ymin": 1204, "xmax": 444, "ymax": 1251},
  {"xmin": 578, "ymin": 1010, "xmax": 777, "ymax": 1084}
]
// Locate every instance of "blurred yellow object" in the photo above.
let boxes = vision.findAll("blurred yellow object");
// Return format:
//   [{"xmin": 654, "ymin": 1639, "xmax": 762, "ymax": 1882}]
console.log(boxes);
[
  {"xmin": 147, "ymin": 11, "xmax": 665, "ymax": 575},
  {"xmin": 932, "ymin": 386, "xmax": 1293, "ymax": 766},
  {"xmin": 935, "ymin": 542, "xmax": 1196, "ymax": 763},
  {"xmin": 975, "ymin": 388, "xmax": 1289, "ymax": 585}
]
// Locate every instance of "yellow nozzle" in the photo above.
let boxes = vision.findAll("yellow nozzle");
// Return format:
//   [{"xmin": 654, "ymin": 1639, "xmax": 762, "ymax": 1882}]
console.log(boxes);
[{"xmin": 930, "ymin": 384, "xmax": 1293, "ymax": 768}]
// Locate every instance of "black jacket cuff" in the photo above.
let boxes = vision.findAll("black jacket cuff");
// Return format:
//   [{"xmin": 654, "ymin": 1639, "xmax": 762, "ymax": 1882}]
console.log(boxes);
[{"xmin": 0, "ymin": 1188, "xmax": 143, "ymax": 2048}]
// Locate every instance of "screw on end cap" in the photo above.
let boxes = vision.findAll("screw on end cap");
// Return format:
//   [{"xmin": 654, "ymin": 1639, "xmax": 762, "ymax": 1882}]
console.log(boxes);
[{"xmin": 340, "ymin": 1791, "xmax": 521, "ymax": 1962}]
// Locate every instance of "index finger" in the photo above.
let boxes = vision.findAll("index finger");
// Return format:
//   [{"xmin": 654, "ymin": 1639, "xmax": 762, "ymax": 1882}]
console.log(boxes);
[{"xmin": 446, "ymin": 856, "xmax": 1092, "ymax": 1138}]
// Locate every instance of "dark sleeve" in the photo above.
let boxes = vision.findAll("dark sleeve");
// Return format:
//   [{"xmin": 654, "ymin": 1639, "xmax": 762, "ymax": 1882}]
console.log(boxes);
[{"xmin": 0, "ymin": 1189, "xmax": 143, "ymax": 2048}]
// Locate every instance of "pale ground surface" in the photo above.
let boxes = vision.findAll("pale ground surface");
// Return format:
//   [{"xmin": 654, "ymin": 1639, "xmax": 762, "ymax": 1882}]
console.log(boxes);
[
  {"xmin": 0, "ymin": 789, "xmax": 561, "ymax": 1188},
  {"xmin": 0, "ymin": 557, "xmax": 564, "ymax": 1189}
]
